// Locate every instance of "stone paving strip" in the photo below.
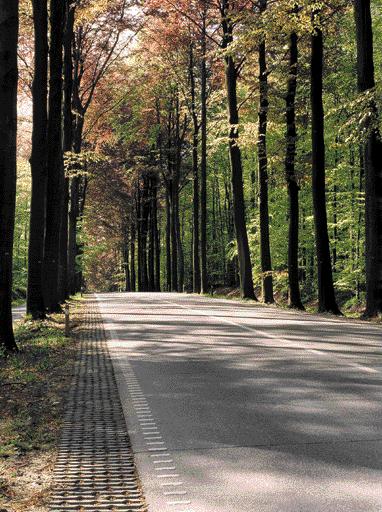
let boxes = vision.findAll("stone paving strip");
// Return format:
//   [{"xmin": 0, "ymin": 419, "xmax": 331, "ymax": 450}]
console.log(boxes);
[{"xmin": 49, "ymin": 297, "xmax": 147, "ymax": 512}]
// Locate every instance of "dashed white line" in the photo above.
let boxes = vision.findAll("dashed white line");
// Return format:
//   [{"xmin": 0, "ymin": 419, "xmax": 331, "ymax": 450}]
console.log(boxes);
[{"xmin": 124, "ymin": 359, "xmax": 193, "ymax": 511}]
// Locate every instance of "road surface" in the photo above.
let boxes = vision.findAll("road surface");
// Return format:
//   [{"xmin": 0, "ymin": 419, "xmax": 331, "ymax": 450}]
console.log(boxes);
[
  {"xmin": 97, "ymin": 292, "xmax": 382, "ymax": 512},
  {"xmin": 12, "ymin": 304, "xmax": 26, "ymax": 322}
]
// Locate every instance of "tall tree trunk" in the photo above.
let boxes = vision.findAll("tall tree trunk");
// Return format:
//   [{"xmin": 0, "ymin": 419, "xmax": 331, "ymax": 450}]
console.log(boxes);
[
  {"xmin": 190, "ymin": 44, "xmax": 201, "ymax": 294},
  {"xmin": 58, "ymin": 0, "xmax": 75, "ymax": 302},
  {"xmin": 124, "ymin": 227, "xmax": 131, "ymax": 292},
  {"xmin": 0, "ymin": 0, "xmax": 19, "ymax": 352},
  {"xmin": 68, "ymin": 178, "xmax": 78, "ymax": 295},
  {"xmin": 27, "ymin": 0, "xmax": 48, "ymax": 320},
  {"xmin": 137, "ymin": 183, "xmax": 143, "ymax": 291},
  {"xmin": 221, "ymin": 0, "xmax": 256, "ymax": 300},
  {"xmin": 310, "ymin": 13, "xmax": 341, "ymax": 315},
  {"xmin": 141, "ymin": 177, "xmax": 150, "ymax": 292},
  {"xmin": 68, "ymin": 118, "xmax": 83, "ymax": 295},
  {"xmin": 153, "ymin": 178, "xmax": 161, "ymax": 291},
  {"xmin": 356, "ymin": 148, "xmax": 365, "ymax": 300},
  {"xmin": 257, "ymin": 0, "xmax": 274, "ymax": 304},
  {"xmin": 148, "ymin": 177, "xmax": 155, "ymax": 291},
  {"xmin": 170, "ymin": 181, "xmax": 178, "ymax": 291},
  {"xmin": 44, "ymin": 0, "xmax": 65, "ymax": 312},
  {"xmin": 285, "ymin": 30, "xmax": 304, "ymax": 310},
  {"xmin": 200, "ymin": 5, "xmax": 208, "ymax": 294},
  {"xmin": 354, "ymin": 0, "xmax": 382, "ymax": 317},
  {"xmin": 130, "ymin": 220, "xmax": 136, "ymax": 292},
  {"xmin": 175, "ymin": 193, "xmax": 184, "ymax": 292},
  {"xmin": 165, "ymin": 185, "xmax": 172, "ymax": 291}
]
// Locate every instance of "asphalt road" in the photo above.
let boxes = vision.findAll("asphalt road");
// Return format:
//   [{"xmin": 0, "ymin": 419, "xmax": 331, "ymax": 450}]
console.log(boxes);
[
  {"xmin": 97, "ymin": 292, "xmax": 382, "ymax": 512},
  {"xmin": 12, "ymin": 305, "xmax": 26, "ymax": 322}
]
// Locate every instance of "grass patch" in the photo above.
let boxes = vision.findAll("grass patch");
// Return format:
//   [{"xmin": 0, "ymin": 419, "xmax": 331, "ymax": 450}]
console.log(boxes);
[{"xmin": 0, "ymin": 305, "xmax": 79, "ymax": 511}]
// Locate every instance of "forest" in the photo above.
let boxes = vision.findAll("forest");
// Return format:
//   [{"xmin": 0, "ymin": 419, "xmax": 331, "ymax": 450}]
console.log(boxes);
[{"xmin": 0, "ymin": 0, "xmax": 382, "ymax": 352}]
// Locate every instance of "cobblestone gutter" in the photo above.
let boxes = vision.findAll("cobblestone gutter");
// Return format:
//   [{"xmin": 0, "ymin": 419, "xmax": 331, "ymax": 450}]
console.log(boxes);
[{"xmin": 49, "ymin": 297, "xmax": 147, "ymax": 512}]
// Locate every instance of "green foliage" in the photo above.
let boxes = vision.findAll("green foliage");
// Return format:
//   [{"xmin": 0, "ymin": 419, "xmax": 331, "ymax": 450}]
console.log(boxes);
[{"xmin": 12, "ymin": 159, "xmax": 31, "ymax": 303}]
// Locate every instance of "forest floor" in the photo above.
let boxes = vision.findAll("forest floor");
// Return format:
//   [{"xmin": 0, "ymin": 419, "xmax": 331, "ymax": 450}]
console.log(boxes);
[{"xmin": 0, "ymin": 302, "xmax": 80, "ymax": 512}]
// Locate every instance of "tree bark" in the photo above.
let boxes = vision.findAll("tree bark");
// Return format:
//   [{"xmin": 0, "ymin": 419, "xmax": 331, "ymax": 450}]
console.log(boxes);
[
  {"xmin": 285, "ymin": 30, "xmax": 304, "ymax": 310},
  {"xmin": 148, "ymin": 177, "xmax": 155, "ymax": 291},
  {"xmin": 68, "ymin": 117, "xmax": 83, "ymax": 295},
  {"xmin": 124, "ymin": 227, "xmax": 131, "ymax": 292},
  {"xmin": 190, "ymin": 44, "xmax": 201, "ymax": 294},
  {"xmin": 153, "ymin": 177, "xmax": 161, "ymax": 291},
  {"xmin": 221, "ymin": 0, "xmax": 256, "ymax": 300},
  {"xmin": 27, "ymin": 0, "xmax": 48, "ymax": 320},
  {"xmin": 175, "ymin": 192, "xmax": 184, "ymax": 292},
  {"xmin": 200, "ymin": 5, "xmax": 208, "ymax": 294},
  {"xmin": 58, "ymin": 0, "xmax": 75, "ymax": 302},
  {"xmin": 170, "ymin": 186, "xmax": 178, "ymax": 291},
  {"xmin": 0, "ymin": 0, "xmax": 19, "ymax": 352},
  {"xmin": 354, "ymin": 0, "xmax": 382, "ymax": 316},
  {"xmin": 165, "ymin": 185, "xmax": 172, "ymax": 291},
  {"xmin": 44, "ymin": 0, "xmax": 65, "ymax": 312},
  {"xmin": 257, "ymin": 0, "xmax": 274, "ymax": 303},
  {"xmin": 140, "ymin": 177, "xmax": 150, "ymax": 291},
  {"xmin": 310, "ymin": 15, "xmax": 341, "ymax": 314},
  {"xmin": 130, "ymin": 219, "xmax": 136, "ymax": 292}
]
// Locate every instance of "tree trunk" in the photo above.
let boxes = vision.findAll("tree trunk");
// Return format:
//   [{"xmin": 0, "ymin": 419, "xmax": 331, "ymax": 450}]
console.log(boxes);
[
  {"xmin": 67, "ymin": 117, "xmax": 83, "ymax": 295},
  {"xmin": 58, "ymin": 0, "xmax": 75, "ymax": 302},
  {"xmin": 44, "ymin": 0, "xmax": 65, "ymax": 312},
  {"xmin": 148, "ymin": 177, "xmax": 155, "ymax": 291},
  {"xmin": 190, "ymin": 44, "xmax": 201, "ymax": 294},
  {"xmin": 257, "ymin": 0, "xmax": 274, "ymax": 304},
  {"xmin": 310, "ymin": 14, "xmax": 341, "ymax": 314},
  {"xmin": 130, "ymin": 220, "xmax": 136, "ymax": 292},
  {"xmin": 221, "ymin": 1, "xmax": 256, "ymax": 300},
  {"xmin": 170, "ymin": 182, "xmax": 178, "ymax": 291},
  {"xmin": 137, "ymin": 182, "xmax": 143, "ymax": 291},
  {"xmin": 0, "ymin": 0, "xmax": 19, "ymax": 352},
  {"xmin": 153, "ymin": 178, "xmax": 161, "ymax": 292},
  {"xmin": 285, "ymin": 30, "xmax": 304, "ymax": 310},
  {"xmin": 141, "ymin": 177, "xmax": 150, "ymax": 291},
  {"xmin": 354, "ymin": 0, "xmax": 382, "ymax": 316},
  {"xmin": 200, "ymin": 6, "xmax": 208, "ymax": 294},
  {"xmin": 356, "ymin": 148, "xmax": 365, "ymax": 300},
  {"xmin": 124, "ymin": 229, "xmax": 131, "ymax": 292},
  {"xmin": 27, "ymin": 0, "xmax": 48, "ymax": 320},
  {"xmin": 175, "ymin": 193, "xmax": 184, "ymax": 292},
  {"xmin": 165, "ymin": 186, "xmax": 172, "ymax": 291}
]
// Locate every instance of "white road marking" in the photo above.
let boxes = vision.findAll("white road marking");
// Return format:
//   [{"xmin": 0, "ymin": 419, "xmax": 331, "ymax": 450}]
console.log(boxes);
[
  {"xmin": 167, "ymin": 500, "xmax": 192, "ymax": 506},
  {"xmin": 165, "ymin": 300, "xmax": 382, "ymax": 375}
]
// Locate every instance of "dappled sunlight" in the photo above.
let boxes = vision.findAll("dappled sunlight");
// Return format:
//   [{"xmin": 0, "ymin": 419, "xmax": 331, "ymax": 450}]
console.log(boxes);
[{"xmin": 96, "ymin": 292, "xmax": 382, "ymax": 510}]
